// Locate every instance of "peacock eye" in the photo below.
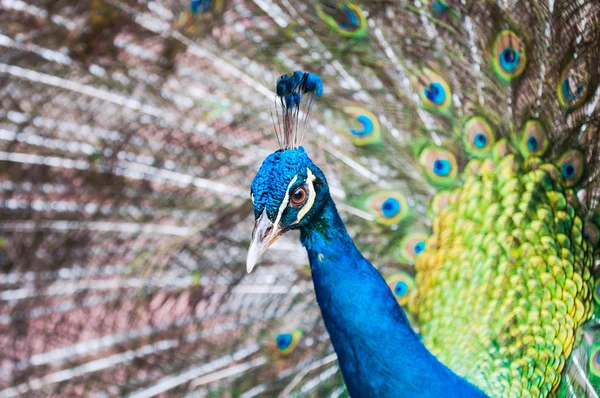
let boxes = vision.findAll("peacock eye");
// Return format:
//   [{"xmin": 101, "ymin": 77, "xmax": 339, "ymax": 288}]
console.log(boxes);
[
  {"xmin": 493, "ymin": 30, "xmax": 526, "ymax": 81},
  {"xmin": 290, "ymin": 186, "xmax": 308, "ymax": 206}
]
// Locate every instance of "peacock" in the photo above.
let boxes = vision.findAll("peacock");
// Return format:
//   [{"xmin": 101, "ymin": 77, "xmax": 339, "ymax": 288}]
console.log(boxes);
[
  {"xmin": 246, "ymin": 70, "xmax": 487, "ymax": 397},
  {"xmin": 1, "ymin": 0, "xmax": 600, "ymax": 397}
]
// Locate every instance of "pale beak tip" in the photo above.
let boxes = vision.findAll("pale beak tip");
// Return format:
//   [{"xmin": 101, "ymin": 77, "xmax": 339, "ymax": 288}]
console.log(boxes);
[
  {"xmin": 246, "ymin": 243, "xmax": 260, "ymax": 273},
  {"xmin": 247, "ymin": 210, "xmax": 282, "ymax": 274}
]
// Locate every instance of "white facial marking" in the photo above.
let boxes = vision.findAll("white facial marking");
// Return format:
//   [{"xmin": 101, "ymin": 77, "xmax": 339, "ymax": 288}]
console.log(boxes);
[
  {"xmin": 296, "ymin": 168, "xmax": 316, "ymax": 223},
  {"xmin": 270, "ymin": 175, "xmax": 298, "ymax": 238}
]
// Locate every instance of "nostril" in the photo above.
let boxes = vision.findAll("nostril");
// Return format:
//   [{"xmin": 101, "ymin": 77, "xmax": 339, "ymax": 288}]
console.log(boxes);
[{"xmin": 262, "ymin": 225, "xmax": 274, "ymax": 240}]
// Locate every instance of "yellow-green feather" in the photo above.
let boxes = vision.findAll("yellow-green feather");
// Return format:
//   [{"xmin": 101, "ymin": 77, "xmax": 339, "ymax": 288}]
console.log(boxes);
[{"xmin": 415, "ymin": 154, "xmax": 595, "ymax": 397}]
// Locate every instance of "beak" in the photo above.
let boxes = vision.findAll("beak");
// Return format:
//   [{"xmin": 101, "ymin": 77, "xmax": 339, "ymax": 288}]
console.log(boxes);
[{"xmin": 246, "ymin": 210, "xmax": 284, "ymax": 273}]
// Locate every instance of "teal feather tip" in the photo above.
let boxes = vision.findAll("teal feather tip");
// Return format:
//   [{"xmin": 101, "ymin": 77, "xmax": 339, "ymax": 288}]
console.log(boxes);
[
  {"xmin": 316, "ymin": 1, "xmax": 367, "ymax": 38},
  {"xmin": 275, "ymin": 329, "xmax": 303, "ymax": 355},
  {"xmin": 343, "ymin": 106, "xmax": 382, "ymax": 146},
  {"xmin": 274, "ymin": 71, "xmax": 323, "ymax": 149},
  {"xmin": 190, "ymin": 0, "xmax": 212, "ymax": 14},
  {"xmin": 385, "ymin": 272, "xmax": 416, "ymax": 307},
  {"xmin": 276, "ymin": 71, "xmax": 323, "ymax": 107}
]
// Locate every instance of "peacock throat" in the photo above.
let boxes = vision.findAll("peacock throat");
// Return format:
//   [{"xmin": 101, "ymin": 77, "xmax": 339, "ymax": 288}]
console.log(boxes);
[{"xmin": 416, "ymin": 150, "xmax": 595, "ymax": 397}]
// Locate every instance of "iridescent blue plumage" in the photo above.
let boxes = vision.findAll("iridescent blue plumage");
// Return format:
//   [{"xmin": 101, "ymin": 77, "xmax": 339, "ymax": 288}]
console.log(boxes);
[
  {"xmin": 249, "ymin": 146, "xmax": 486, "ymax": 396},
  {"xmin": 190, "ymin": 0, "xmax": 212, "ymax": 14},
  {"xmin": 251, "ymin": 148, "xmax": 326, "ymax": 221},
  {"xmin": 273, "ymin": 71, "xmax": 323, "ymax": 149},
  {"xmin": 274, "ymin": 329, "xmax": 303, "ymax": 355},
  {"xmin": 433, "ymin": 159, "xmax": 452, "ymax": 176},
  {"xmin": 350, "ymin": 115, "xmax": 374, "ymax": 137},
  {"xmin": 527, "ymin": 136, "xmax": 538, "ymax": 151},
  {"xmin": 247, "ymin": 72, "xmax": 486, "ymax": 396},
  {"xmin": 277, "ymin": 333, "xmax": 292, "ymax": 350},
  {"xmin": 424, "ymin": 82, "xmax": 446, "ymax": 105},
  {"xmin": 394, "ymin": 280, "xmax": 409, "ymax": 297},
  {"xmin": 381, "ymin": 197, "xmax": 401, "ymax": 218}
]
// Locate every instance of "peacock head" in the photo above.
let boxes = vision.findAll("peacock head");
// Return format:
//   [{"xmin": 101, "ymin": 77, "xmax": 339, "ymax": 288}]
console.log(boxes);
[
  {"xmin": 246, "ymin": 71, "xmax": 325, "ymax": 273},
  {"xmin": 247, "ymin": 147, "xmax": 330, "ymax": 273}
]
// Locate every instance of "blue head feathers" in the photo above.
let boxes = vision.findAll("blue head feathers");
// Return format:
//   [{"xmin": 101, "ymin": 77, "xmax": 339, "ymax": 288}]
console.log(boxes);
[
  {"xmin": 247, "ymin": 72, "xmax": 326, "ymax": 272},
  {"xmin": 254, "ymin": 70, "xmax": 327, "ymax": 223},
  {"xmin": 251, "ymin": 147, "xmax": 329, "ymax": 224},
  {"xmin": 247, "ymin": 147, "xmax": 330, "ymax": 272},
  {"xmin": 274, "ymin": 71, "xmax": 323, "ymax": 149}
]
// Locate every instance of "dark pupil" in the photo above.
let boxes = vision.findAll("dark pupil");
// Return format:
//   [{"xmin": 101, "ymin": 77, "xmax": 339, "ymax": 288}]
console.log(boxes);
[
  {"xmin": 425, "ymin": 84, "xmax": 440, "ymax": 101},
  {"xmin": 528, "ymin": 136, "xmax": 538, "ymax": 149},
  {"xmin": 565, "ymin": 165, "xmax": 575, "ymax": 176},
  {"xmin": 294, "ymin": 190, "xmax": 304, "ymax": 200},
  {"xmin": 504, "ymin": 49, "xmax": 515, "ymax": 63}
]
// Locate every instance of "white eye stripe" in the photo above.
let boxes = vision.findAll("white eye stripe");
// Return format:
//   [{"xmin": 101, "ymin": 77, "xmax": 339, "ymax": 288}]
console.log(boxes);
[
  {"xmin": 296, "ymin": 168, "xmax": 316, "ymax": 223},
  {"xmin": 272, "ymin": 175, "xmax": 298, "ymax": 233}
]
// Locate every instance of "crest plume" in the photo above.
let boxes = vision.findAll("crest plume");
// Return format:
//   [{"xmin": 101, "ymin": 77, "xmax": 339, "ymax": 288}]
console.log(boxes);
[{"xmin": 274, "ymin": 71, "xmax": 323, "ymax": 149}]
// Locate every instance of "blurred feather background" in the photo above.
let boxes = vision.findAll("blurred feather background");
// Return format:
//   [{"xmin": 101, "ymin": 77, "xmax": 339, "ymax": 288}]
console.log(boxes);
[{"xmin": 0, "ymin": 1, "xmax": 369, "ymax": 396}]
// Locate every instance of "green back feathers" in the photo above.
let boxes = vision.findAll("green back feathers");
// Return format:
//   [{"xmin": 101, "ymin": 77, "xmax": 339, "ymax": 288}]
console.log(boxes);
[{"xmin": 417, "ymin": 154, "xmax": 595, "ymax": 396}]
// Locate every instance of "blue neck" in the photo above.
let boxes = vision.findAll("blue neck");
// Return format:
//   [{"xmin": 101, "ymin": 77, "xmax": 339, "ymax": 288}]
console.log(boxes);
[{"xmin": 300, "ymin": 198, "xmax": 485, "ymax": 397}]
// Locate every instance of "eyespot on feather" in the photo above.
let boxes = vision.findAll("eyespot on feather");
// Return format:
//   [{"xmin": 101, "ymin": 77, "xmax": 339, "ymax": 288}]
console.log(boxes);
[
  {"xmin": 342, "ymin": 106, "xmax": 382, "ymax": 146},
  {"xmin": 415, "ymin": 69, "xmax": 452, "ymax": 115},
  {"xmin": 176, "ymin": 0, "xmax": 225, "ymax": 34},
  {"xmin": 190, "ymin": 0, "xmax": 225, "ymax": 16},
  {"xmin": 316, "ymin": 1, "xmax": 367, "ymax": 38},
  {"xmin": 557, "ymin": 62, "xmax": 589, "ymax": 111},
  {"xmin": 430, "ymin": 1, "xmax": 457, "ymax": 19},
  {"xmin": 594, "ymin": 279, "xmax": 600, "ymax": 306},
  {"xmin": 492, "ymin": 30, "xmax": 526, "ymax": 82},
  {"xmin": 431, "ymin": 1, "xmax": 450, "ymax": 16},
  {"xmin": 191, "ymin": 0, "xmax": 215, "ymax": 14},
  {"xmin": 519, "ymin": 120, "xmax": 549, "ymax": 157},
  {"xmin": 386, "ymin": 272, "xmax": 416, "ymax": 306},
  {"xmin": 464, "ymin": 117, "xmax": 495, "ymax": 157},
  {"xmin": 557, "ymin": 149, "xmax": 585, "ymax": 187},
  {"xmin": 275, "ymin": 329, "xmax": 303, "ymax": 355},
  {"xmin": 588, "ymin": 343, "xmax": 600, "ymax": 378},
  {"xmin": 361, "ymin": 191, "xmax": 410, "ymax": 226},
  {"xmin": 419, "ymin": 146, "xmax": 458, "ymax": 187},
  {"xmin": 397, "ymin": 232, "xmax": 429, "ymax": 263}
]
